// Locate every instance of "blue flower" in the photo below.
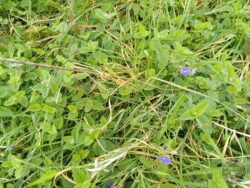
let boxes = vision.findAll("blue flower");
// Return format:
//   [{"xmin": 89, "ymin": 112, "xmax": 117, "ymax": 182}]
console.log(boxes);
[
  {"xmin": 157, "ymin": 156, "xmax": 172, "ymax": 165},
  {"xmin": 107, "ymin": 182, "xmax": 114, "ymax": 188},
  {"xmin": 180, "ymin": 68, "xmax": 191, "ymax": 76}
]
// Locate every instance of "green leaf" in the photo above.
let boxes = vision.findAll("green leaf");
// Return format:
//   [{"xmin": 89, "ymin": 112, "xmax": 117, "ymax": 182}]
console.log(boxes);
[
  {"xmin": 79, "ymin": 150, "xmax": 89, "ymax": 160},
  {"xmin": 154, "ymin": 170, "xmax": 169, "ymax": 176},
  {"xmin": 63, "ymin": 72, "xmax": 73, "ymax": 83},
  {"xmin": 139, "ymin": 157, "xmax": 154, "ymax": 169},
  {"xmin": 165, "ymin": 30, "xmax": 190, "ymax": 43},
  {"xmin": 42, "ymin": 105, "xmax": 56, "ymax": 114},
  {"xmin": 208, "ymin": 169, "xmax": 228, "ymax": 188},
  {"xmin": 97, "ymin": 82, "xmax": 109, "ymax": 99},
  {"xmin": 83, "ymin": 136, "xmax": 94, "ymax": 146},
  {"xmin": 82, "ymin": 98, "xmax": 92, "ymax": 112},
  {"xmin": 208, "ymin": 109, "xmax": 224, "ymax": 117},
  {"xmin": 81, "ymin": 98, "xmax": 105, "ymax": 112},
  {"xmin": 93, "ymin": 51, "xmax": 108, "ymax": 65},
  {"xmin": 201, "ymin": 133, "xmax": 223, "ymax": 157},
  {"xmin": 133, "ymin": 23, "xmax": 149, "ymax": 38},
  {"xmin": 60, "ymin": 178, "xmax": 74, "ymax": 188},
  {"xmin": 72, "ymin": 169, "xmax": 88, "ymax": 184},
  {"xmin": 196, "ymin": 76, "xmax": 210, "ymax": 89},
  {"xmin": 119, "ymin": 87, "xmax": 132, "ymax": 96},
  {"xmin": 173, "ymin": 44, "xmax": 194, "ymax": 64},
  {"xmin": 244, "ymin": 39, "xmax": 250, "ymax": 55},
  {"xmin": 150, "ymin": 40, "xmax": 169, "ymax": 68},
  {"xmin": 74, "ymin": 73, "xmax": 88, "ymax": 80},
  {"xmin": 0, "ymin": 106, "xmax": 14, "ymax": 117},
  {"xmin": 54, "ymin": 117, "xmax": 63, "ymax": 129},
  {"xmin": 67, "ymin": 105, "xmax": 77, "ymax": 113},
  {"xmin": 90, "ymin": 129, "xmax": 100, "ymax": 139},
  {"xmin": 75, "ymin": 182, "xmax": 90, "ymax": 188},
  {"xmin": 196, "ymin": 115, "xmax": 213, "ymax": 133},
  {"xmin": 37, "ymin": 68, "xmax": 50, "ymax": 81},
  {"xmin": 27, "ymin": 170, "xmax": 58, "ymax": 187},
  {"xmin": 181, "ymin": 100, "xmax": 210, "ymax": 120},
  {"xmin": 4, "ymin": 90, "xmax": 25, "ymax": 106},
  {"xmin": 79, "ymin": 41, "xmax": 98, "ymax": 54},
  {"xmin": 32, "ymin": 83, "xmax": 50, "ymax": 98},
  {"xmin": 15, "ymin": 165, "xmax": 29, "ymax": 179},
  {"xmin": 57, "ymin": 22, "xmax": 69, "ymax": 33},
  {"xmin": 27, "ymin": 103, "xmax": 41, "ymax": 112},
  {"xmin": 201, "ymin": 133, "xmax": 215, "ymax": 146},
  {"xmin": 0, "ymin": 86, "xmax": 10, "ymax": 98},
  {"xmin": 157, "ymin": 94, "xmax": 186, "ymax": 141},
  {"xmin": 92, "ymin": 138, "xmax": 115, "ymax": 155},
  {"xmin": 93, "ymin": 9, "xmax": 114, "ymax": 23},
  {"xmin": 194, "ymin": 21, "xmax": 213, "ymax": 31},
  {"xmin": 226, "ymin": 62, "xmax": 236, "ymax": 79},
  {"xmin": 145, "ymin": 68, "xmax": 155, "ymax": 79},
  {"xmin": 158, "ymin": 183, "xmax": 179, "ymax": 188},
  {"xmin": 40, "ymin": 122, "xmax": 58, "ymax": 135}
]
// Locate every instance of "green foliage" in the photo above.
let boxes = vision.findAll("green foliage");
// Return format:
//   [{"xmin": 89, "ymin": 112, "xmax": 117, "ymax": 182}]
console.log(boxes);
[
  {"xmin": 208, "ymin": 169, "xmax": 228, "ymax": 188},
  {"xmin": 181, "ymin": 100, "xmax": 210, "ymax": 120},
  {"xmin": 27, "ymin": 170, "xmax": 58, "ymax": 187},
  {"xmin": 0, "ymin": 0, "xmax": 250, "ymax": 187}
]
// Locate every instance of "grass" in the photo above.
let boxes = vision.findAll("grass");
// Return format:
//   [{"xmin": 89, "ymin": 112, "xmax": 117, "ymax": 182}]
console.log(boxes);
[{"xmin": 0, "ymin": 0, "xmax": 250, "ymax": 187}]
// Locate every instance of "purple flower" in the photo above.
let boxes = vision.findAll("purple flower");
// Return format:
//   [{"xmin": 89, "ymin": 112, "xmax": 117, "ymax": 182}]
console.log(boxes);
[
  {"xmin": 157, "ymin": 156, "xmax": 172, "ymax": 165},
  {"xmin": 180, "ymin": 68, "xmax": 191, "ymax": 76},
  {"xmin": 107, "ymin": 183, "xmax": 114, "ymax": 188}
]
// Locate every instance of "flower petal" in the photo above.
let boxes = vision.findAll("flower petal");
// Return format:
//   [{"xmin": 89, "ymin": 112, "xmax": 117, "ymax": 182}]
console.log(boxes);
[
  {"xmin": 107, "ymin": 183, "xmax": 114, "ymax": 188},
  {"xmin": 157, "ymin": 156, "xmax": 172, "ymax": 165},
  {"xmin": 180, "ymin": 68, "xmax": 191, "ymax": 76}
]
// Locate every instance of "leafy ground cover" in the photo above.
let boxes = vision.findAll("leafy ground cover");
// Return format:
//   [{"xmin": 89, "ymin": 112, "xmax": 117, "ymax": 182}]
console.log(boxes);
[{"xmin": 0, "ymin": 0, "xmax": 250, "ymax": 187}]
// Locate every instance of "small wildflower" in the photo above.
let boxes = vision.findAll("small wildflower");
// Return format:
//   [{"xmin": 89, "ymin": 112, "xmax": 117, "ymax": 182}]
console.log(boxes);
[
  {"xmin": 157, "ymin": 156, "xmax": 172, "ymax": 165},
  {"xmin": 103, "ymin": 13, "xmax": 109, "ymax": 18},
  {"xmin": 107, "ymin": 183, "xmax": 114, "ymax": 188},
  {"xmin": 171, "ymin": 150, "xmax": 177, "ymax": 155},
  {"xmin": 6, "ymin": 145, "xmax": 13, "ymax": 151},
  {"xmin": 180, "ymin": 68, "xmax": 191, "ymax": 76},
  {"xmin": 192, "ymin": 68, "xmax": 197, "ymax": 75}
]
